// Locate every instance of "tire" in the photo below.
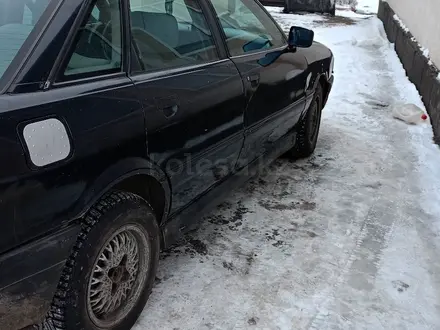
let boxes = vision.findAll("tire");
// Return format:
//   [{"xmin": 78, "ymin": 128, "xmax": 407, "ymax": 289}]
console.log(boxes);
[
  {"xmin": 289, "ymin": 83, "xmax": 323, "ymax": 159},
  {"xmin": 47, "ymin": 191, "xmax": 160, "ymax": 330}
]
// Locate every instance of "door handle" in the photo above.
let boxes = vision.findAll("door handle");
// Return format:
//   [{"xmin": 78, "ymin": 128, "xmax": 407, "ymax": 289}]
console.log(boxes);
[
  {"xmin": 154, "ymin": 95, "xmax": 180, "ymax": 118},
  {"xmin": 247, "ymin": 74, "xmax": 260, "ymax": 87},
  {"xmin": 162, "ymin": 104, "xmax": 179, "ymax": 118}
]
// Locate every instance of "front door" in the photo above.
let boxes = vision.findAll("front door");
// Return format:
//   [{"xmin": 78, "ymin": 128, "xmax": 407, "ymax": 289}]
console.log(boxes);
[
  {"xmin": 128, "ymin": 0, "xmax": 246, "ymax": 214},
  {"xmin": 210, "ymin": 0, "xmax": 309, "ymax": 166}
]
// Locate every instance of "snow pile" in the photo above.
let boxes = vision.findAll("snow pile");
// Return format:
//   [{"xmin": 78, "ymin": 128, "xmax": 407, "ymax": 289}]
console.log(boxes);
[
  {"xmin": 344, "ymin": 0, "xmax": 378, "ymax": 15},
  {"xmin": 349, "ymin": 29, "xmax": 388, "ymax": 49}
]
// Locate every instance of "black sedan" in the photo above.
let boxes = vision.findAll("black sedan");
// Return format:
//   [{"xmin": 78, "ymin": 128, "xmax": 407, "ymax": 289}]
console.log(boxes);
[{"xmin": 0, "ymin": 0, "xmax": 333, "ymax": 329}]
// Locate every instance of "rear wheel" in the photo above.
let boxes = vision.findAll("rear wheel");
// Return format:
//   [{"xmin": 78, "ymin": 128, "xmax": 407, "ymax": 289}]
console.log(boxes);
[
  {"xmin": 289, "ymin": 84, "xmax": 323, "ymax": 159},
  {"xmin": 48, "ymin": 191, "xmax": 160, "ymax": 330}
]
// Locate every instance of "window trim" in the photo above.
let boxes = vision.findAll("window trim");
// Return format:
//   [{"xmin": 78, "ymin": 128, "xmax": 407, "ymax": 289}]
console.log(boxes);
[
  {"xmin": 130, "ymin": 58, "xmax": 230, "ymax": 83},
  {"xmin": 198, "ymin": 0, "xmax": 229, "ymax": 59},
  {"xmin": 204, "ymin": 0, "xmax": 230, "ymax": 57},
  {"xmin": 46, "ymin": 0, "xmax": 95, "ymax": 87},
  {"xmin": 127, "ymin": 0, "xmax": 226, "ymax": 76},
  {"xmin": 208, "ymin": 0, "xmax": 288, "ymax": 58},
  {"xmin": 122, "ymin": 0, "xmax": 135, "ymax": 73},
  {"xmin": 255, "ymin": 0, "xmax": 289, "ymax": 42},
  {"xmin": 0, "ymin": 0, "xmax": 65, "ymax": 94},
  {"xmin": 52, "ymin": 71, "xmax": 127, "ymax": 89},
  {"xmin": 52, "ymin": 0, "xmax": 126, "ymax": 85},
  {"xmin": 229, "ymin": 43, "xmax": 287, "ymax": 60}
]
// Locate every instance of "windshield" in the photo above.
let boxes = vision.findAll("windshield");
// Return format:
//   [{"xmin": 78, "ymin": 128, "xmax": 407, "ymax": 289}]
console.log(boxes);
[{"xmin": 0, "ymin": 0, "xmax": 53, "ymax": 82}]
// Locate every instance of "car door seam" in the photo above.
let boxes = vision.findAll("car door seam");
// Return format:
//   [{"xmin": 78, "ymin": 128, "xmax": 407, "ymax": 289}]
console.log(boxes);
[
  {"xmin": 246, "ymin": 97, "xmax": 306, "ymax": 134},
  {"xmin": 165, "ymin": 131, "xmax": 244, "ymax": 173}
]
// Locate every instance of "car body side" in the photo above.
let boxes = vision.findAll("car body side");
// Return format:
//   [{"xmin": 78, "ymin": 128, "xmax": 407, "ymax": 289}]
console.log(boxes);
[{"xmin": 0, "ymin": 0, "xmax": 334, "ymax": 328}]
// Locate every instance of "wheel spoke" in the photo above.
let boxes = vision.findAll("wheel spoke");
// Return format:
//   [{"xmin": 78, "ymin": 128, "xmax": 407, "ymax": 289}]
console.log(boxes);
[
  {"xmin": 90, "ymin": 276, "xmax": 103, "ymax": 286},
  {"xmin": 87, "ymin": 225, "xmax": 150, "ymax": 327}
]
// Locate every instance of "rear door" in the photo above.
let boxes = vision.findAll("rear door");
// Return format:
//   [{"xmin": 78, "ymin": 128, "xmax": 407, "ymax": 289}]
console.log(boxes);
[
  {"xmin": 128, "ymin": 0, "xmax": 245, "ymax": 214},
  {"xmin": 210, "ymin": 0, "xmax": 309, "ymax": 167}
]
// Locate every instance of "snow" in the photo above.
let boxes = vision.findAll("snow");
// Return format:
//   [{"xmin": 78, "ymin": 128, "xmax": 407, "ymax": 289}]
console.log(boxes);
[
  {"xmin": 422, "ymin": 48, "xmax": 430, "ymax": 58},
  {"xmin": 419, "ymin": 46, "xmax": 431, "ymax": 60},
  {"xmin": 346, "ymin": 0, "xmax": 378, "ymax": 15},
  {"xmin": 355, "ymin": 0, "xmax": 378, "ymax": 11},
  {"xmin": 393, "ymin": 14, "xmax": 409, "ymax": 33},
  {"xmin": 135, "ymin": 5, "xmax": 440, "ymax": 330},
  {"xmin": 437, "ymin": 73, "xmax": 440, "ymax": 82},
  {"xmin": 393, "ymin": 14, "xmax": 432, "ymax": 61}
]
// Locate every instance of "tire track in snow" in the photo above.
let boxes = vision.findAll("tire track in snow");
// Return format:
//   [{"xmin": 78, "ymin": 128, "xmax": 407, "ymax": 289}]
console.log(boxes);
[
  {"xmin": 308, "ymin": 17, "xmax": 402, "ymax": 329},
  {"xmin": 307, "ymin": 197, "xmax": 393, "ymax": 329}
]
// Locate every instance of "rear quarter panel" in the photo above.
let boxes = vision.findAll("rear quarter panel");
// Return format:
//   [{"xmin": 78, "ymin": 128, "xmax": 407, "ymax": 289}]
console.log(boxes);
[{"xmin": 0, "ymin": 77, "xmax": 145, "ymax": 255}]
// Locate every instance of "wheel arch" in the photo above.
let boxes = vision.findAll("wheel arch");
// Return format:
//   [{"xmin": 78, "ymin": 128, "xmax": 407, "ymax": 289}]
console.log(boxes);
[
  {"xmin": 74, "ymin": 157, "xmax": 171, "ymax": 228},
  {"xmin": 317, "ymin": 73, "xmax": 331, "ymax": 107}
]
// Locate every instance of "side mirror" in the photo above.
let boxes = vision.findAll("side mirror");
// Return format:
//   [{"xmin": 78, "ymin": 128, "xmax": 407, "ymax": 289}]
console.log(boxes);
[{"xmin": 288, "ymin": 26, "xmax": 314, "ymax": 48}]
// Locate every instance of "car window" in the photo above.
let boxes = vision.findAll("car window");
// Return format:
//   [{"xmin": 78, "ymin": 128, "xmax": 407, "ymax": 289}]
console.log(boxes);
[
  {"xmin": 62, "ymin": 0, "xmax": 123, "ymax": 80},
  {"xmin": 0, "ymin": 0, "xmax": 54, "ymax": 81},
  {"xmin": 129, "ymin": 0, "xmax": 219, "ymax": 73},
  {"xmin": 210, "ymin": 0, "xmax": 286, "ymax": 56}
]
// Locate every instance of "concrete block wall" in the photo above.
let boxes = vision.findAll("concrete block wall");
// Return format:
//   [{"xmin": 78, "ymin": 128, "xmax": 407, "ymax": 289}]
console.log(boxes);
[
  {"xmin": 378, "ymin": 1, "xmax": 440, "ymax": 143},
  {"xmin": 386, "ymin": 0, "xmax": 440, "ymax": 68}
]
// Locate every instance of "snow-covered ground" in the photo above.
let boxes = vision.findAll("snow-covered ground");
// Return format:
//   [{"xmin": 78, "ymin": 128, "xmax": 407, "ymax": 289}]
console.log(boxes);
[{"xmin": 135, "ymin": 2, "xmax": 440, "ymax": 329}]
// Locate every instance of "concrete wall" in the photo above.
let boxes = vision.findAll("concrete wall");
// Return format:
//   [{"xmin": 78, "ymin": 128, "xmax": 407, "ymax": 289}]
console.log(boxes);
[
  {"xmin": 386, "ymin": 0, "xmax": 440, "ymax": 68},
  {"xmin": 378, "ymin": 1, "xmax": 440, "ymax": 144}
]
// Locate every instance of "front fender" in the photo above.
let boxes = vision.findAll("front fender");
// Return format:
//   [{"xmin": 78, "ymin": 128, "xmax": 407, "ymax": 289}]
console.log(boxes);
[{"xmin": 299, "ymin": 41, "xmax": 333, "ymax": 96}]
